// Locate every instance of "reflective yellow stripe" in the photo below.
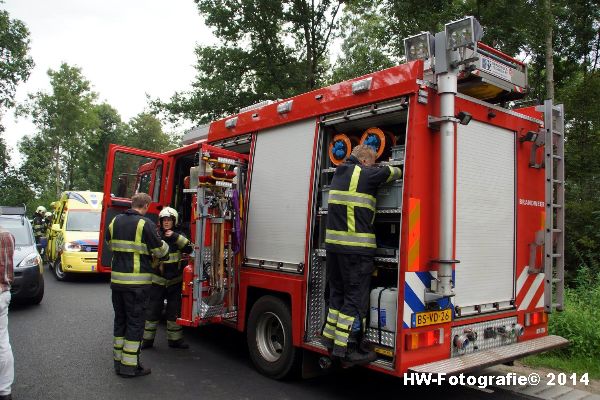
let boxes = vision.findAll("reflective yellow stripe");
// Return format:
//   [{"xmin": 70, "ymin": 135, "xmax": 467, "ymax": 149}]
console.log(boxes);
[
  {"xmin": 175, "ymin": 235, "xmax": 189, "ymax": 249},
  {"xmin": 325, "ymin": 229, "xmax": 375, "ymax": 238},
  {"xmin": 347, "ymin": 205, "xmax": 355, "ymax": 232},
  {"xmin": 150, "ymin": 241, "xmax": 169, "ymax": 258},
  {"xmin": 330, "ymin": 189, "xmax": 375, "ymax": 202},
  {"xmin": 386, "ymin": 166, "xmax": 402, "ymax": 183},
  {"xmin": 334, "ymin": 340, "xmax": 347, "ymax": 347},
  {"xmin": 108, "ymin": 217, "xmax": 115, "ymax": 246},
  {"xmin": 111, "ymin": 271, "xmax": 152, "ymax": 285},
  {"xmin": 349, "ymin": 166, "xmax": 361, "ymax": 192},
  {"xmin": 133, "ymin": 219, "xmax": 145, "ymax": 274}
]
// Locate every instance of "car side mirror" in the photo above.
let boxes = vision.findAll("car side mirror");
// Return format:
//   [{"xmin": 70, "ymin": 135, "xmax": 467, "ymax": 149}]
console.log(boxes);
[{"xmin": 52, "ymin": 224, "xmax": 61, "ymax": 232}]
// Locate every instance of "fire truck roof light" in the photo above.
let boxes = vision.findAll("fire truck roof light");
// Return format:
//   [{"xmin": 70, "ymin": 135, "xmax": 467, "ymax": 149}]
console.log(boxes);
[
  {"xmin": 225, "ymin": 117, "xmax": 238, "ymax": 129},
  {"xmin": 352, "ymin": 77, "xmax": 372, "ymax": 94},
  {"xmin": 403, "ymin": 32, "xmax": 435, "ymax": 62},
  {"xmin": 277, "ymin": 100, "xmax": 293, "ymax": 114},
  {"xmin": 445, "ymin": 16, "xmax": 483, "ymax": 51}
]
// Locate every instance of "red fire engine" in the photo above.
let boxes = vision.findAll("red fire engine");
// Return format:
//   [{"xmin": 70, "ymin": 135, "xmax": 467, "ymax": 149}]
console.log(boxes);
[{"xmin": 98, "ymin": 17, "xmax": 568, "ymax": 379}]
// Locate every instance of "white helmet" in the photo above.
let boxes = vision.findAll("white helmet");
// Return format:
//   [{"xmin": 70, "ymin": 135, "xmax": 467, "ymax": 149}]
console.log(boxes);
[
  {"xmin": 36, "ymin": 206, "xmax": 47, "ymax": 214},
  {"xmin": 45, "ymin": 212, "xmax": 53, "ymax": 218},
  {"xmin": 158, "ymin": 207, "xmax": 178, "ymax": 225}
]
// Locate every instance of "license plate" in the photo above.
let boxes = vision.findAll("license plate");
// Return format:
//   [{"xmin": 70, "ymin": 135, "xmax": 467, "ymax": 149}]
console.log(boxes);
[{"xmin": 412, "ymin": 309, "xmax": 452, "ymax": 328}]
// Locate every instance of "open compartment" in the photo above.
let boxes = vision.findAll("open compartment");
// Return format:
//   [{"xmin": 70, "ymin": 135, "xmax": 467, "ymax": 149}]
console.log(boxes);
[{"xmin": 306, "ymin": 97, "xmax": 409, "ymax": 363}]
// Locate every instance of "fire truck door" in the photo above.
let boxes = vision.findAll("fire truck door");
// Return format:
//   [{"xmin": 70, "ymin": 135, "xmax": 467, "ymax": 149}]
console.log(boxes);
[{"xmin": 97, "ymin": 144, "xmax": 169, "ymax": 272}]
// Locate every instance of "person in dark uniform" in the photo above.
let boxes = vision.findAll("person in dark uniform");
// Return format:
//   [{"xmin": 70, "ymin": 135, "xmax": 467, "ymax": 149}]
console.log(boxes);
[
  {"xmin": 106, "ymin": 193, "xmax": 169, "ymax": 378},
  {"xmin": 321, "ymin": 145, "xmax": 402, "ymax": 367},
  {"xmin": 32, "ymin": 206, "xmax": 47, "ymax": 258},
  {"xmin": 142, "ymin": 207, "xmax": 193, "ymax": 350}
]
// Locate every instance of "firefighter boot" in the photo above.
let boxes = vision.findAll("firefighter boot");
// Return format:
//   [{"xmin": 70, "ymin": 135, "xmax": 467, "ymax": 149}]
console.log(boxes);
[
  {"xmin": 319, "ymin": 335, "xmax": 334, "ymax": 353},
  {"xmin": 341, "ymin": 333, "xmax": 377, "ymax": 368},
  {"xmin": 140, "ymin": 339, "xmax": 154, "ymax": 349},
  {"xmin": 114, "ymin": 360, "xmax": 121, "ymax": 375},
  {"xmin": 168, "ymin": 339, "xmax": 189, "ymax": 349},
  {"xmin": 120, "ymin": 363, "xmax": 152, "ymax": 378}
]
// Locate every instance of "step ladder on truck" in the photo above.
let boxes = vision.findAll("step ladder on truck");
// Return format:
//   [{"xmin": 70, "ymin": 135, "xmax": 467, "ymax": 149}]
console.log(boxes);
[{"xmin": 97, "ymin": 16, "xmax": 568, "ymax": 380}]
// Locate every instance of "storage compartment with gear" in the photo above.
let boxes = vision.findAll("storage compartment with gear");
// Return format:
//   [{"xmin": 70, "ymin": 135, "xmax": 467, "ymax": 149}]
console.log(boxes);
[{"xmin": 305, "ymin": 97, "xmax": 408, "ymax": 365}]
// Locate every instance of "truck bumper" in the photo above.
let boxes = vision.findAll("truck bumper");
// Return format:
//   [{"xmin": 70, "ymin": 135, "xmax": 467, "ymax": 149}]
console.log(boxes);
[{"xmin": 408, "ymin": 335, "xmax": 569, "ymax": 375}]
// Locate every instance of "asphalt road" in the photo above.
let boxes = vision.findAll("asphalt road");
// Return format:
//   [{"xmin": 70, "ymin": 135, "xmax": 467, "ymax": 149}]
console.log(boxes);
[{"xmin": 7, "ymin": 270, "xmax": 524, "ymax": 400}]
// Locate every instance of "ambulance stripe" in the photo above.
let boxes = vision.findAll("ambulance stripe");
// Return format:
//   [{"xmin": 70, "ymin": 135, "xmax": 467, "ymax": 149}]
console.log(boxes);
[{"xmin": 518, "ymin": 273, "xmax": 544, "ymax": 310}]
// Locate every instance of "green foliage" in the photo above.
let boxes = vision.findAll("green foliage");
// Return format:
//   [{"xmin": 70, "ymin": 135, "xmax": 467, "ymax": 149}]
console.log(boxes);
[
  {"xmin": 0, "ymin": 8, "xmax": 34, "ymax": 110},
  {"xmin": 157, "ymin": 0, "xmax": 344, "ymax": 124},
  {"xmin": 16, "ymin": 64, "xmax": 176, "ymax": 205},
  {"xmin": 124, "ymin": 112, "xmax": 177, "ymax": 152},
  {"xmin": 17, "ymin": 63, "xmax": 100, "ymax": 197},
  {"xmin": 528, "ymin": 268, "xmax": 600, "ymax": 373}
]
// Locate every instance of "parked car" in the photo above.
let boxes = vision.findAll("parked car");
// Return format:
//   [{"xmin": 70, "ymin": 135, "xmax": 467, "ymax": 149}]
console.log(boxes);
[{"xmin": 0, "ymin": 206, "xmax": 44, "ymax": 304}]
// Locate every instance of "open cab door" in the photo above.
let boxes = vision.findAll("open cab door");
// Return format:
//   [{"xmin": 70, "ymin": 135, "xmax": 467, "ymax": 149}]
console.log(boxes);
[
  {"xmin": 178, "ymin": 144, "xmax": 249, "ymax": 327},
  {"xmin": 97, "ymin": 144, "xmax": 169, "ymax": 273}
]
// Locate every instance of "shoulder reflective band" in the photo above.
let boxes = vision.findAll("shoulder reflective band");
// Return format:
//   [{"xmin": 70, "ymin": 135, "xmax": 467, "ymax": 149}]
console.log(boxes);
[
  {"xmin": 349, "ymin": 165, "xmax": 361, "ymax": 192},
  {"xmin": 133, "ymin": 219, "xmax": 146, "ymax": 274}
]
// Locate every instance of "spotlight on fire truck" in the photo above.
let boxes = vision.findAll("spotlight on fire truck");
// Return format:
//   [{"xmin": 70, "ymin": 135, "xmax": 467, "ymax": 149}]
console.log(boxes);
[
  {"xmin": 403, "ymin": 32, "xmax": 435, "ymax": 62},
  {"xmin": 455, "ymin": 111, "xmax": 472, "ymax": 125},
  {"xmin": 445, "ymin": 16, "xmax": 483, "ymax": 51}
]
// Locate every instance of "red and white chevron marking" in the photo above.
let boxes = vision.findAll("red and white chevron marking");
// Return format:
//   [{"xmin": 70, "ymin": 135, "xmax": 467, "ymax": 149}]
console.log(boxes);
[{"xmin": 516, "ymin": 267, "xmax": 545, "ymax": 311}]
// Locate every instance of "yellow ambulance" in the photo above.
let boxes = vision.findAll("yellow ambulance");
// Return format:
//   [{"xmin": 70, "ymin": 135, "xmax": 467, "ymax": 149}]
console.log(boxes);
[{"xmin": 48, "ymin": 191, "xmax": 104, "ymax": 281}]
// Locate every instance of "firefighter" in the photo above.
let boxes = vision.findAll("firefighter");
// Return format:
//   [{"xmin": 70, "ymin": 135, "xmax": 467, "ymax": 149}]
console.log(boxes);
[
  {"xmin": 141, "ymin": 207, "xmax": 193, "ymax": 350},
  {"xmin": 321, "ymin": 144, "xmax": 402, "ymax": 367},
  {"xmin": 44, "ymin": 211, "xmax": 53, "ymax": 236},
  {"xmin": 105, "ymin": 193, "xmax": 169, "ymax": 378},
  {"xmin": 32, "ymin": 206, "xmax": 47, "ymax": 259}
]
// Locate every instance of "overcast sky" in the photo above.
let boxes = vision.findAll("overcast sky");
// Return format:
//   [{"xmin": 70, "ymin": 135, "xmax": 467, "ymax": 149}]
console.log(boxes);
[{"xmin": 2, "ymin": 0, "xmax": 214, "ymax": 160}]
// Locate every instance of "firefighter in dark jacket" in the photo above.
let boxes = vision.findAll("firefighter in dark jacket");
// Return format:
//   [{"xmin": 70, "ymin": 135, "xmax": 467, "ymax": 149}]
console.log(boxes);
[
  {"xmin": 106, "ymin": 193, "xmax": 169, "ymax": 378},
  {"xmin": 142, "ymin": 207, "xmax": 193, "ymax": 350},
  {"xmin": 321, "ymin": 144, "xmax": 402, "ymax": 366},
  {"xmin": 32, "ymin": 206, "xmax": 48, "ymax": 262}
]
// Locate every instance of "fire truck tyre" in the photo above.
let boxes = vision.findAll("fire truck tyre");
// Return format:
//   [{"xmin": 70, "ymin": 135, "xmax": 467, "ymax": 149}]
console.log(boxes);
[
  {"xmin": 247, "ymin": 296, "xmax": 298, "ymax": 379},
  {"xmin": 54, "ymin": 261, "xmax": 68, "ymax": 281}
]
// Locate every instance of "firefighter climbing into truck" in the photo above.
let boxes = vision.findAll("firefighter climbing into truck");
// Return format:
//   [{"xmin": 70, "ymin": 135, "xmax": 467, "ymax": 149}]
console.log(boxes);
[{"xmin": 98, "ymin": 16, "xmax": 568, "ymax": 380}]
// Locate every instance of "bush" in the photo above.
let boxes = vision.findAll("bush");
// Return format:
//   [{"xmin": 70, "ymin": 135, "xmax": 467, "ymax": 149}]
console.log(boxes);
[{"xmin": 545, "ymin": 267, "xmax": 600, "ymax": 361}]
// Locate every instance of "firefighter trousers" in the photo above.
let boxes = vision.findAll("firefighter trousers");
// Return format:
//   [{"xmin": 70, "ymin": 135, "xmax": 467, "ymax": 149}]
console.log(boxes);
[
  {"xmin": 143, "ymin": 282, "xmax": 184, "ymax": 343},
  {"xmin": 112, "ymin": 286, "xmax": 149, "ymax": 374},
  {"xmin": 322, "ymin": 252, "xmax": 374, "ymax": 357}
]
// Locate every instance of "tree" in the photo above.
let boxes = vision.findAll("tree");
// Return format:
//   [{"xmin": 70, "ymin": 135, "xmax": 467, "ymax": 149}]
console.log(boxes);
[
  {"xmin": 18, "ymin": 63, "xmax": 100, "ymax": 197},
  {"xmin": 157, "ymin": 0, "xmax": 344, "ymax": 124},
  {"xmin": 124, "ymin": 112, "xmax": 176, "ymax": 153},
  {"xmin": 0, "ymin": 7, "xmax": 34, "ymax": 111},
  {"xmin": 0, "ymin": 6, "xmax": 33, "ymax": 181},
  {"xmin": 73, "ymin": 103, "xmax": 127, "ymax": 191}
]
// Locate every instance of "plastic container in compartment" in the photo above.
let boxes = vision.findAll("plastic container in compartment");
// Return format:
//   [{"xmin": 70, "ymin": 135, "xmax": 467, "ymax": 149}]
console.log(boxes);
[
  {"xmin": 391, "ymin": 145, "xmax": 405, "ymax": 160},
  {"xmin": 369, "ymin": 287, "xmax": 398, "ymax": 332},
  {"xmin": 376, "ymin": 180, "xmax": 403, "ymax": 209},
  {"xmin": 320, "ymin": 186, "xmax": 330, "ymax": 209}
]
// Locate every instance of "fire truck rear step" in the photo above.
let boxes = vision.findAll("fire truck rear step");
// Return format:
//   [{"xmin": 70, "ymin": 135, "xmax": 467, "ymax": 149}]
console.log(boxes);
[{"xmin": 408, "ymin": 335, "xmax": 568, "ymax": 375}]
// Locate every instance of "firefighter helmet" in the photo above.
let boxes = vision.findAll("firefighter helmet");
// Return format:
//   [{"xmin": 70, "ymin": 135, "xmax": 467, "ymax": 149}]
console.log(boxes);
[
  {"xmin": 158, "ymin": 207, "xmax": 178, "ymax": 225},
  {"xmin": 45, "ymin": 212, "xmax": 53, "ymax": 219},
  {"xmin": 36, "ymin": 206, "xmax": 47, "ymax": 214}
]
